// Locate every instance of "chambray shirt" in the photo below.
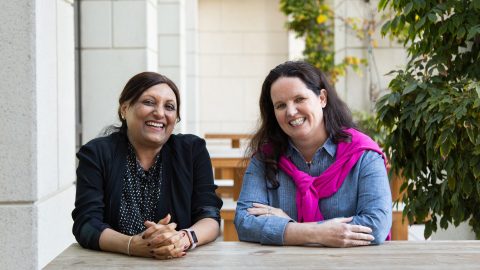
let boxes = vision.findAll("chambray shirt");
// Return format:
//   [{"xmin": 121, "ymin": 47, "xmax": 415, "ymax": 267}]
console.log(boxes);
[{"xmin": 234, "ymin": 137, "xmax": 392, "ymax": 245}]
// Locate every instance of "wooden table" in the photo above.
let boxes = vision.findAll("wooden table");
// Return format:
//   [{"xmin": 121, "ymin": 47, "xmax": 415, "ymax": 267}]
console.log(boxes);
[
  {"xmin": 205, "ymin": 133, "xmax": 252, "ymax": 148},
  {"xmin": 46, "ymin": 241, "xmax": 480, "ymax": 269}
]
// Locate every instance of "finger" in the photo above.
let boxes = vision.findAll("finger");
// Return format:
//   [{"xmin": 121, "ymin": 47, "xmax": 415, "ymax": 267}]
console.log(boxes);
[
  {"xmin": 347, "ymin": 239, "xmax": 372, "ymax": 247},
  {"xmin": 142, "ymin": 223, "xmax": 158, "ymax": 239},
  {"xmin": 247, "ymin": 208, "xmax": 269, "ymax": 216},
  {"xmin": 158, "ymin": 214, "xmax": 171, "ymax": 225},
  {"xmin": 151, "ymin": 244, "xmax": 185, "ymax": 259},
  {"xmin": 143, "ymin": 222, "xmax": 177, "ymax": 240},
  {"xmin": 349, "ymin": 224, "xmax": 373, "ymax": 234},
  {"xmin": 351, "ymin": 232, "xmax": 375, "ymax": 241},
  {"xmin": 150, "ymin": 231, "xmax": 184, "ymax": 247},
  {"xmin": 252, "ymin": 203, "xmax": 268, "ymax": 208}
]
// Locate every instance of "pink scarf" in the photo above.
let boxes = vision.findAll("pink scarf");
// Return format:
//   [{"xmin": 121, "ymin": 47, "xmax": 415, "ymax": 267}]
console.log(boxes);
[{"xmin": 278, "ymin": 128, "xmax": 387, "ymax": 222}]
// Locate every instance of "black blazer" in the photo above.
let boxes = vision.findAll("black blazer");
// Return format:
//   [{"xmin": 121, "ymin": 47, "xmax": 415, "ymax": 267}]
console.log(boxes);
[{"xmin": 72, "ymin": 132, "xmax": 222, "ymax": 250}]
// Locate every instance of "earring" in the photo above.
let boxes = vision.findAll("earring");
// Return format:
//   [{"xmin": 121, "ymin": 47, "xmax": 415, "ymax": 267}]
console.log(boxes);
[{"xmin": 121, "ymin": 114, "xmax": 125, "ymax": 120}]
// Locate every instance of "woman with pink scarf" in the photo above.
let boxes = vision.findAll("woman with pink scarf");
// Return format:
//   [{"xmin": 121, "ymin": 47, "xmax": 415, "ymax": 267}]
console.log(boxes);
[{"xmin": 234, "ymin": 61, "xmax": 392, "ymax": 247}]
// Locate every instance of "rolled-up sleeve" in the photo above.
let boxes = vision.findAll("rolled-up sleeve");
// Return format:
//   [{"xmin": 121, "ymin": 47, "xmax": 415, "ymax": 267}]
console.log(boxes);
[
  {"xmin": 72, "ymin": 143, "xmax": 110, "ymax": 250},
  {"xmin": 350, "ymin": 151, "xmax": 392, "ymax": 244},
  {"xmin": 234, "ymin": 156, "xmax": 292, "ymax": 245}
]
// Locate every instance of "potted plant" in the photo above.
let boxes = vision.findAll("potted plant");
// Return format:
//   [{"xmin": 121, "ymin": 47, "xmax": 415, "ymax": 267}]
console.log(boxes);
[
  {"xmin": 376, "ymin": 0, "xmax": 480, "ymax": 239},
  {"xmin": 354, "ymin": 111, "xmax": 408, "ymax": 240}
]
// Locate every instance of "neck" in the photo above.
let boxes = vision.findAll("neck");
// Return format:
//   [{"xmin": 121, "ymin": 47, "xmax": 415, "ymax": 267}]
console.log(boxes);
[
  {"xmin": 127, "ymin": 133, "xmax": 162, "ymax": 170},
  {"xmin": 291, "ymin": 130, "xmax": 328, "ymax": 162}
]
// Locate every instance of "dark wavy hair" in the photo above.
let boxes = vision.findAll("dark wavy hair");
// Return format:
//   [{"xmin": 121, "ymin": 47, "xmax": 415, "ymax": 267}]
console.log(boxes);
[
  {"xmin": 248, "ymin": 61, "xmax": 355, "ymax": 189},
  {"xmin": 102, "ymin": 72, "xmax": 181, "ymax": 135}
]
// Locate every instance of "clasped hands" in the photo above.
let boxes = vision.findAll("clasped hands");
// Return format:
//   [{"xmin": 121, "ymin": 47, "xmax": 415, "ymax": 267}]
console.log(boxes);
[
  {"xmin": 248, "ymin": 203, "xmax": 375, "ymax": 247},
  {"xmin": 129, "ymin": 214, "xmax": 190, "ymax": 259}
]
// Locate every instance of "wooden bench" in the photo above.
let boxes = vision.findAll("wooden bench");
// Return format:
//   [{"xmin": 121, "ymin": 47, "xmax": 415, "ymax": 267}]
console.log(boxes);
[
  {"xmin": 220, "ymin": 199, "xmax": 238, "ymax": 241},
  {"xmin": 214, "ymin": 179, "xmax": 234, "ymax": 198},
  {"xmin": 209, "ymin": 148, "xmax": 248, "ymax": 201},
  {"xmin": 390, "ymin": 172, "xmax": 408, "ymax": 240},
  {"xmin": 205, "ymin": 133, "xmax": 252, "ymax": 148}
]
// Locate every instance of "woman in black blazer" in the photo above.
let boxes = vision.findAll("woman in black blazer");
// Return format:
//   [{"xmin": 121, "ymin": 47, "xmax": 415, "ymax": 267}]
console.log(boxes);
[{"xmin": 72, "ymin": 72, "xmax": 222, "ymax": 259}]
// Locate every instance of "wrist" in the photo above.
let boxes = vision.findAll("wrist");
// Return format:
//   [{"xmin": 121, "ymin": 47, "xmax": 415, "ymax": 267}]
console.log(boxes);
[
  {"xmin": 181, "ymin": 233, "xmax": 191, "ymax": 250},
  {"xmin": 181, "ymin": 228, "xmax": 198, "ymax": 250},
  {"xmin": 127, "ymin": 235, "xmax": 134, "ymax": 256}
]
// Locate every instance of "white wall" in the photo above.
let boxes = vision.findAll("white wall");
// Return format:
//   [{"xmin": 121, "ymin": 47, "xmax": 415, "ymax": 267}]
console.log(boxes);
[
  {"xmin": 334, "ymin": 0, "xmax": 407, "ymax": 112},
  {"xmin": 197, "ymin": 0, "xmax": 289, "ymax": 136},
  {"xmin": 0, "ymin": 0, "xmax": 76, "ymax": 269},
  {"xmin": 80, "ymin": 0, "xmax": 158, "ymax": 143}
]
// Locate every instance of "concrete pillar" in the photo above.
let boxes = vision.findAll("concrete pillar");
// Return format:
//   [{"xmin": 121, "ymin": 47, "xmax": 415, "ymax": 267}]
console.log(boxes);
[
  {"xmin": 0, "ymin": 0, "xmax": 76, "ymax": 269},
  {"xmin": 80, "ymin": 0, "xmax": 159, "ymax": 143},
  {"xmin": 157, "ymin": 0, "xmax": 187, "ymax": 133},
  {"xmin": 185, "ymin": 0, "xmax": 200, "ymax": 135}
]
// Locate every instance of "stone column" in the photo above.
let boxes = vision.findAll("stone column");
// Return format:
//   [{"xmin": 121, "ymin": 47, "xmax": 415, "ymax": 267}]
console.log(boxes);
[
  {"xmin": 0, "ymin": 0, "xmax": 76, "ymax": 268},
  {"xmin": 157, "ymin": 0, "xmax": 188, "ymax": 133}
]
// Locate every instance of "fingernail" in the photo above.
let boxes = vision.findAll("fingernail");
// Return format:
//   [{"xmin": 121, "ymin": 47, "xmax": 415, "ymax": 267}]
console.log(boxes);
[
  {"xmin": 184, "ymin": 244, "xmax": 189, "ymax": 250},
  {"xmin": 181, "ymin": 252, "xmax": 186, "ymax": 257}
]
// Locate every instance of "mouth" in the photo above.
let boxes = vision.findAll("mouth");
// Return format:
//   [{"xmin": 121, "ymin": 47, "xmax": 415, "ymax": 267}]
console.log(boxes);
[
  {"xmin": 145, "ymin": 120, "xmax": 165, "ymax": 129},
  {"xmin": 289, "ymin": 117, "xmax": 305, "ymax": 127}
]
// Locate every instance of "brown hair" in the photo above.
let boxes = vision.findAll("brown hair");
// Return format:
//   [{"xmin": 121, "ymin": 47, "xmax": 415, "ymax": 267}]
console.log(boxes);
[
  {"xmin": 248, "ymin": 61, "xmax": 354, "ymax": 188},
  {"xmin": 117, "ymin": 72, "xmax": 181, "ymax": 133}
]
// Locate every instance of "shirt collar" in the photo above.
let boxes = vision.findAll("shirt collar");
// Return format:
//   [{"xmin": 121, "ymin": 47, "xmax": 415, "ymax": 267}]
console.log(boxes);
[{"xmin": 287, "ymin": 136, "xmax": 337, "ymax": 159}]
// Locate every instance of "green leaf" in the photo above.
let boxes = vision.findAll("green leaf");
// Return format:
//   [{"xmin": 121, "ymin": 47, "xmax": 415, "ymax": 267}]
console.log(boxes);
[
  {"xmin": 378, "ymin": 0, "xmax": 389, "ymax": 10},
  {"xmin": 467, "ymin": 25, "xmax": 480, "ymax": 40},
  {"xmin": 428, "ymin": 13, "xmax": 437, "ymax": 23},
  {"xmin": 415, "ymin": 92, "xmax": 427, "ymax": 104},
  {"xmin": 415, "ymin": 17, "xmax": 426, "ymax": 30},
  {"xmin": 458, "ymin": 27, "xmax": 466, "ymax": 39},
  {"xmin": 463, "ymin": 180, "xmax": 473, "ymax": 196},
  {"xmin": 448, "ymin": 177, "xmax": 456, "ymax": 191},
  {"xmin": 404, "ymin": 2, "xmax": 414, "ymax": 14},
  {"xmin": 381, "ymin": 20, "xmax": 391, "ymax": 36},
  {"xmin": 424, "ymin": 222, "xmax": 433, "ymax": 239},
  {"xmin": 440, "ymin": 216, "xmax": 448, "ymax": 229},
  {"xmin": 404, "ymin": 82, "xmax": 418, "ymax": 95},
  {"xmin": 474, "ymin": 0, "xmax": 480, "ymax": 10}
]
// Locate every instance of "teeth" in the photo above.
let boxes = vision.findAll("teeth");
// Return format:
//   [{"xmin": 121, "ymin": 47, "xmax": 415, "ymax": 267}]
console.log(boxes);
[
  {"xmin": 146, "ymin": 121, "xmax": 165, "ymax": 128},
  {"xmin": 289, "ymin": 118, "xmax": 305, "ymax": 127}
]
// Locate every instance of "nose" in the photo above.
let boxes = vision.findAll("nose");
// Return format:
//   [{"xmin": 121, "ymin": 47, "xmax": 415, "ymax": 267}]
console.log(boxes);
[
  {"xmin": 286, "ymin": 103, "xmax": 297, "ymax": 117},
  {"xmin": 153, "ymin": 105, "xmax": 165, "ymax": 118}
]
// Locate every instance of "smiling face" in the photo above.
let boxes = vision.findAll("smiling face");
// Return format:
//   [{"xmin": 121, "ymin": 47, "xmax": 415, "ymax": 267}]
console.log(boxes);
[
  {"xmin": 121, "ymin": 83, "xmax": 178, "ymax": 150},
  {"xmin": 270, "ymin": 76, "xmax": 327, "ymax": 146}
]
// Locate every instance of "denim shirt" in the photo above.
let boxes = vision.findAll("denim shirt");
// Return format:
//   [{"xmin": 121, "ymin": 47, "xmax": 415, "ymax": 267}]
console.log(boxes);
[{"xmin": 234, "ymin": 137, "xmax": 392, "ymax": 245}]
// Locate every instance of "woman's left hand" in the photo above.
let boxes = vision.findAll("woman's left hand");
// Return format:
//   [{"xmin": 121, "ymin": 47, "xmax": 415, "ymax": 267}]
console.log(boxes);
[{"xmin": 247, "ymin": 203, "xmax": 291, "ymax": 219}]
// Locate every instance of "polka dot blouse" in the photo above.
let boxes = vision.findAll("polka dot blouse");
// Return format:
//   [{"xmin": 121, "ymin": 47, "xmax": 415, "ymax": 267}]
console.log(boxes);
[{"xmin": 118, "ymin": 143, "xmax": 163, "ymax": 236}]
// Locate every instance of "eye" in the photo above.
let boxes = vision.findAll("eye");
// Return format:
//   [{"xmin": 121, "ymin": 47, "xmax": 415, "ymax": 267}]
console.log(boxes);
[
  {"xmin": 142, "ymin": 99, "xmax": 155, "ymax": 106},
  {"xmin": 165, "ymin": 103, "xmax": 176, "ymax": 111},
  {"xmin": 294, "ymin": 97, "xmax": 306, "ymax": 103},
  {"xmin": 274, "ymin": 103, "xmax": 286, "ymax": 110}
]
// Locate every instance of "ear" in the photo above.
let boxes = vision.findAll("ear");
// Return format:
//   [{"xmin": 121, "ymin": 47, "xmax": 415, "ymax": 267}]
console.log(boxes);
[
  {"xmin": 120, "ymin": 102, "xmax": 129, "ymax": 119},
  {"xmin": 319, "ymin": 89, "xmax": 327, "ymax": 108}
]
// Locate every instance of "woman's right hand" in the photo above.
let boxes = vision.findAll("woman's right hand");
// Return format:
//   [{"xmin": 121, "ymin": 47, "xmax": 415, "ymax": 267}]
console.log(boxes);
[
  {"xmin": 315, "ymin": 217, "xmax": 374, "ymax": 247},
  {"xmin": 131, "ymin": 214, "xmax": 186, "ymax": 259}
]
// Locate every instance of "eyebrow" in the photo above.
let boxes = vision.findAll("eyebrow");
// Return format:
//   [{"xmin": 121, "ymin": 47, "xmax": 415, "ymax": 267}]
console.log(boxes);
[{"xmin": 141, "ymin": 95, "xmax": 176, "ymax": 103}]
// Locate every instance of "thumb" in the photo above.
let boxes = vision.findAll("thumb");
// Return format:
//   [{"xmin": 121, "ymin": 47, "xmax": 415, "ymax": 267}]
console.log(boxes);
[{"xmin": 158, "ymin": 213, "xmax": 171, "ymax": 225}]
